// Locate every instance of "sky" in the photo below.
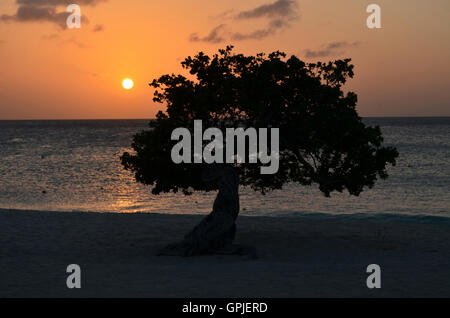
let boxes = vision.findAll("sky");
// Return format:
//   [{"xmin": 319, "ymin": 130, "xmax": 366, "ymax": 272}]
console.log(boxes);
[{"xmin": 0, "ymin": 0, "xmax": 449, "ymax": 119}]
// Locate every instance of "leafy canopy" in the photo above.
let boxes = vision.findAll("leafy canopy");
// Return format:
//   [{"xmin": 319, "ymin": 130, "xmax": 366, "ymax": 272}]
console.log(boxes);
[{"xmin": 121, "ymin": 46, "xmax": 398, "ymax": 196}]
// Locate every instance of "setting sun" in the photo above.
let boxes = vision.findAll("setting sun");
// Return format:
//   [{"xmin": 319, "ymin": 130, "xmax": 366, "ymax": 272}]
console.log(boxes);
[{"xmin": 122, "ymin": 78, "xmax": 134, "ymax": 90}]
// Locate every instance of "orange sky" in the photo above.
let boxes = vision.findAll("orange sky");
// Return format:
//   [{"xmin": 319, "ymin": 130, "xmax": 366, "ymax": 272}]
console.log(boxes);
[{"xmin": 0, "ymin": 0, "xmax": 449, "ymax": 119}]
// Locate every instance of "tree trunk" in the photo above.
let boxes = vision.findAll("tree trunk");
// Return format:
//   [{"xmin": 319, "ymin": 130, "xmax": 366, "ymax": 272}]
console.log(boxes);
[{"xmin": 158, "ymin": 165, "xmax": 254, "ymax": 257}]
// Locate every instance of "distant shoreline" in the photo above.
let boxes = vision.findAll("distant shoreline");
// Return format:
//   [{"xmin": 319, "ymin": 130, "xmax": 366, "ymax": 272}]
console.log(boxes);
[
  {"xmin": 2, "ymin": 208, "xmax": 450, "ymax": 225},
  {"xmin": 1, "ymin": 116, "xmax": 450, "ymax": 121}
]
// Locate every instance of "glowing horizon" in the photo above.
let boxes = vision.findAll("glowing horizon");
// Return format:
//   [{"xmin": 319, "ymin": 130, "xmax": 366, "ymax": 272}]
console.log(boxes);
[{"xmin": 0, "ymin": 0, "xmax": 449, "ymax": 119}]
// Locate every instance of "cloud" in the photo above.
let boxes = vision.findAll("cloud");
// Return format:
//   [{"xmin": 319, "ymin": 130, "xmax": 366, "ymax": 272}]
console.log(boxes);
[
  {"xmin": 92, "ymin": 24, "xmax": 104, "ymax": 32},
  {"xmin": 209, "ymin": 9, "xmax": 235, "ymax": 21},
  {"xmin": 41, "ymin": 33, "xmax": 90, "ymax": 48},
  {"xmin": 189, "ymin": 0, "xmax": 299, "ymax": 43},
  {"xmin": 0, "ymin": 5, "xmax": 85, "ymax": 29},
  {"xmin": 0, "ymin": 0, "xmax": 106, "ymax": 29},
  {"xmin": 189, "ymin": 24, "xmax": 226, "ymax": 43},
  {"xmin": 326, "ymin": 41, "xmax": 360, "ymax": 49},
  {"xmin": 61, "ymin": 36, "xmax": 90, "ymax": 49},
  {"xmin": 235, "ymin": 0, "xmax": 297, "ymax": 20},
  {"xmin": 41, "ymin": 33, "xmax": 60, "ymax": 40},
  {"xmin": 231, "ymin": 0, "xmax": 298, "ymax": 41},
  {"xmin": 305, "ymin": 41, "xmax": 360, "ymax": 58},
  {"xmin": 16, "ymin": 0, "xmax": 106, "ymax": 5},
  {"xmin": 232, "ymin": 18, "xmax": 289, "ymax": 41}
]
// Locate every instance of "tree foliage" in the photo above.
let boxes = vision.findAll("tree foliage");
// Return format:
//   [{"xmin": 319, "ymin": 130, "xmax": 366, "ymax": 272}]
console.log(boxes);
[{"xmin": 121, "ymin": 46, "xmax": 398, "ymax": 197}]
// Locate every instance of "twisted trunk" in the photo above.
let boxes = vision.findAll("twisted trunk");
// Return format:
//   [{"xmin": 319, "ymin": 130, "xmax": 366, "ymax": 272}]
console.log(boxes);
[{"xmin": 158, "ymin": 165, "xmax": 251, "ymax": 257}]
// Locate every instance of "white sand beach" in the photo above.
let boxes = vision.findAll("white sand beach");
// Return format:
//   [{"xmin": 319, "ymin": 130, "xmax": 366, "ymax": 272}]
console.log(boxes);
[{"xmin": 1, "ymin": 210, "xmax": 450, "ymax": 298}]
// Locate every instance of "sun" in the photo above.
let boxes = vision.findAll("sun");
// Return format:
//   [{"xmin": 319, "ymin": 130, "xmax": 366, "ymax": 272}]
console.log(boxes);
[{"xmin": 122, "ymin": 78, "xmax": 134, "ymax": 90}]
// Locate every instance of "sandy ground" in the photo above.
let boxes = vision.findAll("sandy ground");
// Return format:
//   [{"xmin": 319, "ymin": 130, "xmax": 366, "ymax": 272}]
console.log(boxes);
[{"xmin": 1, "ymin": 210, "xmax": 450, "ymax": 298}]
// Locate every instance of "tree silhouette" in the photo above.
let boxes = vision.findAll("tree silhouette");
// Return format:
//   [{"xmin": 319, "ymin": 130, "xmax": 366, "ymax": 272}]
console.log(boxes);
[{"xmin": 121, "ymin": 46, "xmax": 398, "ymax": 256}]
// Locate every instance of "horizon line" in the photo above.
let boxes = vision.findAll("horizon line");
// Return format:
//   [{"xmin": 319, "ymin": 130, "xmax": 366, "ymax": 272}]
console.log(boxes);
[{"xmin": 1, "ymin": 116, "xmax": 450, "ymax": 121}]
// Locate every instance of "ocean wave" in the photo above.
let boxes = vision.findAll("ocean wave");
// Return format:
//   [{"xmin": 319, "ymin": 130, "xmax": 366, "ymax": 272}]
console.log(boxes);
[{"xmin": 2, "ymin": 208, "xmax": 450, "ymax": 225}]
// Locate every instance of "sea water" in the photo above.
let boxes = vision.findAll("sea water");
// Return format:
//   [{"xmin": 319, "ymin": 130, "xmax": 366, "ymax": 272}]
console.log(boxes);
[{"xmin": 0, "ymin": 118, "xmax": 448, "ymax": 220}]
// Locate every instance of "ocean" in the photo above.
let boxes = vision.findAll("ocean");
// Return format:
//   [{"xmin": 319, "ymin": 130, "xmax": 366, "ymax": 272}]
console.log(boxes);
[{"xmin": 0, "ymin": 118, "xmax": 449, "ymax": 220}]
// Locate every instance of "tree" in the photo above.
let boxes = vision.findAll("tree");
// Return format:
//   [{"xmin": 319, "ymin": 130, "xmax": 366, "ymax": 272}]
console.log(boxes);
[{"xmin": 120, "ymin": 46, "xmax": 398, "ymax": 256}]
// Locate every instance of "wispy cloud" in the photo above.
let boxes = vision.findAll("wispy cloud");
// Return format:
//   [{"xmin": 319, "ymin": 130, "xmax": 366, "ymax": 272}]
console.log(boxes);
[
  {"xmin": 0, "ymin": 5, "xmax": 79, "ymax": 29},
  {"xmin": 190, "ymin": 0, "xmax": 299, "ymax": 43},
  {"xmin": 41, "ymin": 33, "xmax": 60, "ymax": 40},
  {"xmin": 305, "ymin": 41, "xmax": 360, "ymax": 58},
  {"xmin": 208, "ymin": 9, "xmax": 235, "ymax": 21},
  {"xmin": 235, "ymin": 0, "xmax": 297, "ymax": 20},
  {"xmin": 189, "ymin": 24, "xmax": 225, "ymax": 43},
  {"xmin": 0, "ymin": 0, "xmax": 106, "ymax": 29},
  {"xmin": 60, "ymin": 36, "xmax": 91, "ymax": 49},
  {"xmin": 232, "ymin": 18, "xmax": 290, "ymax": 41},
  {"xmin": 92, "ymin": 24, "xmax": 104, "ymax": 32},
  {"xmin": 16, "ymin": 0, "xmax": 106, "ymax": 4},
  {"xmin": 41, "ymin": 33, "xmax": 91, "ymax": 49}
]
